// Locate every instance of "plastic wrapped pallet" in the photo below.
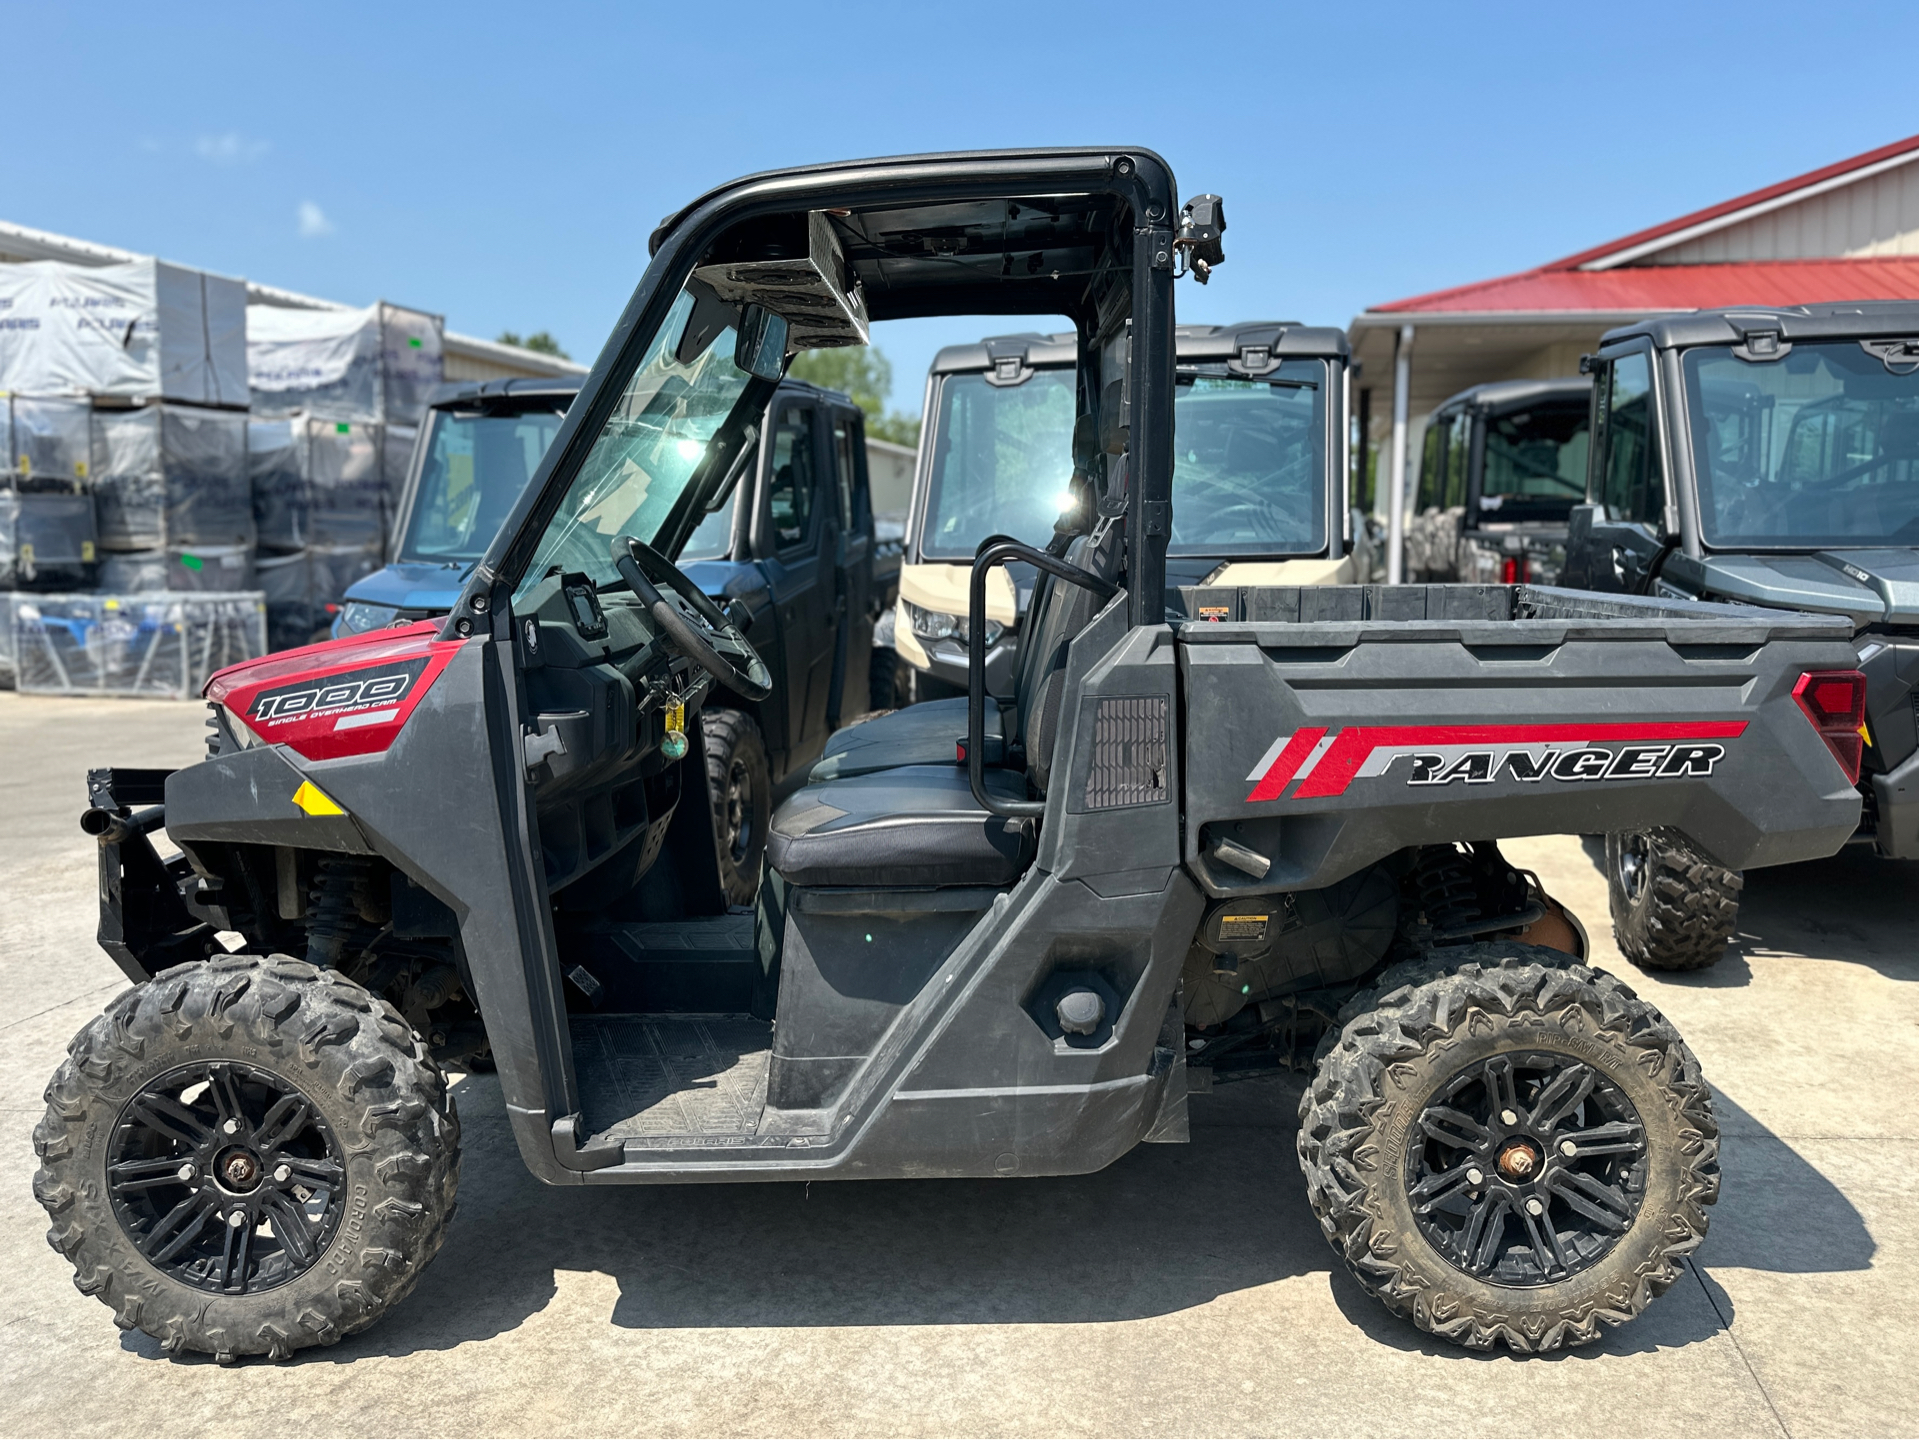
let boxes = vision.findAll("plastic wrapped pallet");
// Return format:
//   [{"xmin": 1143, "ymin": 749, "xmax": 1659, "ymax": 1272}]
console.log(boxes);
[
  {"xmin": 0, "ymin": 259, "xmax": 248, "ymax": 406},
  {"xmin": 0, "ymin": 592, "xmax": 13, "ymax": 684},
  {"xmin": 0, "ymin": 491, "xmax": 98, "ymax": 588},
  {"xmin": 11, "ymin": 590, "xmax": 267, "ymax": 699},
  {"xmin": 97, "ymin": 550, "xmax": 170, "ymax": 593},
  {"xmin": 9, "ymin": 396, "xmax": 92, "ymax": 484},
  {"xmin": 91, "ymin": 404, "xmax": 253, "ymax": 551},
  {"xmin": 248, "ymin": 416, "xmax": 304, "ymax": 549},
  {"xmin": 304, "ymin": 417, "xmax": 384, "ymax": 548},
  {"xmin": 246, "ymin": 302, "xmax": 443, "ymax": 425},
  {"xmin": 246, "ymin": 414, "xmax": 385, "ymax": 550},
  {"xmin": 383, "ymin": 422, "xmax": 417, "ymax": 523},
  {"xmin": 255, "ymin": 542, "xmax": 379, "ymax": 652}
]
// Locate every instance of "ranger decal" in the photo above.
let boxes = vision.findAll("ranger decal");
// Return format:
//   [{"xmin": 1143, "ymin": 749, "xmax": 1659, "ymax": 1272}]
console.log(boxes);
[{"xmin": 1245, "ymin": 722, "xmax": 1747, "ymax": 802}]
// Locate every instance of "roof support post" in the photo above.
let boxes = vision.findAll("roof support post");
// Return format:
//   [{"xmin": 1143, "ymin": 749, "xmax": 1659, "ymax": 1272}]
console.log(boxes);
[{"xmin": 1385, "ymin": 324, "xmax": 1415, "ymax": 585}]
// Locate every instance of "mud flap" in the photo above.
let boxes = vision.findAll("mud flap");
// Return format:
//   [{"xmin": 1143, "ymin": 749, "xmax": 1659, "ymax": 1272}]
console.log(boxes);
[{"xmin": 1140, "ymin": 991, "xmax": 1189, "ymax": 1144}]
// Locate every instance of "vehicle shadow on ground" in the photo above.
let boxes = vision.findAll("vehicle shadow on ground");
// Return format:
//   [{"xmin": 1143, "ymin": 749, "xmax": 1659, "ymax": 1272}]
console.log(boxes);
[
  {"xmin": 1733, "ymin": 848, "xmax": 1919, "ymax": 983},
  {"xmin": 120, "ymin": 1059, "xmax": 1873, "ymax": 1368},
  {"xmin": 1576, "ymin": 836, "xmax": 1919, "ymax": 986}
]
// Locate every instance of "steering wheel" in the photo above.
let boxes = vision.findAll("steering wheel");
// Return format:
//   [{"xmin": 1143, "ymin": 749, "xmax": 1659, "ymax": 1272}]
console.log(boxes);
[{"xmin": 611, "ymin": 535, "xmax": 772, "ymax": 701}]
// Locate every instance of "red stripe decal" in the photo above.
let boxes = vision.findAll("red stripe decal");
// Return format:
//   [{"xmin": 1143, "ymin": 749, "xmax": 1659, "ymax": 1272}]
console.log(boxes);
[
  {"xmin": 1246, "ymin": 727, "xmax": 1328, "ymax": 802},
  {"xmin": 1289, "ymin": 721, "xmax": 1748, "ymax": 799}
]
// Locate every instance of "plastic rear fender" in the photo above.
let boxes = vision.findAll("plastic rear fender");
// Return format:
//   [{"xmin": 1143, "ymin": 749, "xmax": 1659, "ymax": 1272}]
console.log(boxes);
[{"xmin": 1179, "ymin": 624, "xmax": 1864, "ymax": 893}]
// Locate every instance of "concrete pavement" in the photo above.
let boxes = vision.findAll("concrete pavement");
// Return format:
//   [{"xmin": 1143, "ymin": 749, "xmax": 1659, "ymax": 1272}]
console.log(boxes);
[{"xmin": 0, "ymin": 690, "xmax": 1913, "ymax": 1437}]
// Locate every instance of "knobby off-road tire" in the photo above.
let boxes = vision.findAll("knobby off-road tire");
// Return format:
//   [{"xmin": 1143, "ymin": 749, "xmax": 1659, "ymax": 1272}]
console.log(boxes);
[
  {"xmin": 34, "ymin": 955, "xmax": 460, "ymax": 1361},
  {"xmin": 1297, "ymin": 944, "xmax": 1718, "ymax": 1353},
  {"xmin": 704, "ymin": 706, "xmax": 771, "ymax": 906},
  {"xmin": 1606, "ymin": 828, "xmax": 1743, "ymax": 972}
]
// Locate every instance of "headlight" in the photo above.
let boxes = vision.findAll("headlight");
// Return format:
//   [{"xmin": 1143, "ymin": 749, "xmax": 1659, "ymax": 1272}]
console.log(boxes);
[
  {"xmin": 907, "ymin": 602, "xmax": 958, "ymax": 642},
  {"xmin": 337, "ymin": 601, "xmax": 401, "ymax": 634},
  {"xmin": 218, "ymin": 704, "xmax": 259, "ymax": 750},
  {"xmin": 907, "ymin": 603, "xmax": 1002, "ymax": 647}
]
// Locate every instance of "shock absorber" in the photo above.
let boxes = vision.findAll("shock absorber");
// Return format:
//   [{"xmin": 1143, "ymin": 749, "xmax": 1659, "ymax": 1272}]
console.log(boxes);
[
  {"xmin": 1413, "ymin": 844, "xmax": 1482, "ymax": 935},
  {"xmin": 306, "ymin": 856, "xmax": 379, "ymax": 970}
]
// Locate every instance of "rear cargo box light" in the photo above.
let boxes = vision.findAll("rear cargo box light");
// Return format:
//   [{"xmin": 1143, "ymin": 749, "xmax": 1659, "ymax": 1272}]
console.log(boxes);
[{"xmin": 1792, "ymin": 670, "xmax": 1868, "ymax": 784}]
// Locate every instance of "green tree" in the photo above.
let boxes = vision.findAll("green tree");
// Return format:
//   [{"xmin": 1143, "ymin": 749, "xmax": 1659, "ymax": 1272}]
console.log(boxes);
[
  {"xmin": 497, "ymin": 330, "xmax": 571, "ymax": 360},
  {"xmin": 790, "ymin": 345, "xmax": 921, "ymax": 449}
]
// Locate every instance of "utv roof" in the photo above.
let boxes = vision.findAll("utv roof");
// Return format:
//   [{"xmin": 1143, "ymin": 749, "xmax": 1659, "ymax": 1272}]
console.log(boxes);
[
  {"xmin": 929, "ymin": 321, "xmax": 1347, "ymax": 376},
  {"xmin": 644, "ymin": 147, "xmax": 1172, "ymax": 322},
  {"xmin": 1601, "ymin": 300, "xmax": 1919, "ymax": 351},
  {"xmin": 428, "ymin": 375, "xmax": 582, "ymax": 411},
  {"xmin": 1435, "ymin": 375, "xmax": 1591, "ymax": 417}
]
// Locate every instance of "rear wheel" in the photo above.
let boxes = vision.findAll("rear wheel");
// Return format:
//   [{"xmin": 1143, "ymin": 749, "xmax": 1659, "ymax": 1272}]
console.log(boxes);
[
  {"xmin": 703, "ymin": 707, "xmax": 771, "ymax": 905},
  {"xmin": 1297, "ymin": 944, "xmax": 1718, "ymax": 1353},
  {"xmin": 1606, "ymin": 828, "xmax": 1742, "ymax": 972},
  {"xmin": 34, "ymin": 956, "xmax": 459, "ymax": 1361}
]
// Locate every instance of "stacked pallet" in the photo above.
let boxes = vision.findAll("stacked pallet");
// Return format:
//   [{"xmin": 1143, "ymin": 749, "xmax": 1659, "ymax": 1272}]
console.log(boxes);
[{"xmin": 0, "ymin": 257, "xmax": 443, "ymax": 694}]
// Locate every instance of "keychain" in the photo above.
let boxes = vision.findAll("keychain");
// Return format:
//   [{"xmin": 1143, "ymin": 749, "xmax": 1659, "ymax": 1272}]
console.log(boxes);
[{"xmin": 662, "ymin": 698, "xmax": 688, "ymax": 760}]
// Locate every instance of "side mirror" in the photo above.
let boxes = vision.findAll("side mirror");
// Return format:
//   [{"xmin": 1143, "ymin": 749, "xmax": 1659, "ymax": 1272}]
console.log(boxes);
[{"xmin": 735, "ymin": 304, "xmax": 788, "ymax": 381}]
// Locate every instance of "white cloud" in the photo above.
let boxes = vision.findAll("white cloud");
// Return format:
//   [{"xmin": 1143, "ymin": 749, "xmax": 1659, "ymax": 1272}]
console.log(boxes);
[
  {"xmin": 196, "ymin": 132, "xmax": 270, "ymax": 165},
  {"xmin": 297, "ymin": 201, "xmax": 336, "ymax": 238}
]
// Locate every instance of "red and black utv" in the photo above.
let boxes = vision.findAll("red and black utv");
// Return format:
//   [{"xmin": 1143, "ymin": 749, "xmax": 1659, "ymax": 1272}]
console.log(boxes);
[{"xmin": 40, "ymin": 149, "xmax": 1865, "ymax": 1361}]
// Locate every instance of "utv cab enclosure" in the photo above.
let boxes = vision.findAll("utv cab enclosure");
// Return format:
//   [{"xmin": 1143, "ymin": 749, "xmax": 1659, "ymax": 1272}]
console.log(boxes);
[
  {"xmin": 335, "ymin": 372, "xmax": 892, "ymax": 901},
  {"xmin": 1561, "ymin": 303, "xmax": 1919, "ymax": 969},
  {"xmin": 46, "ymin": 151, "xmax": 1866, "ymax": 1363},
  {"xmin": 891, "ymin": 321, "xmax": 1355, "ymax": 700},
  {"xmin": 1407, "ymin": 377, "xmax": 1590, "ymax": 586}
]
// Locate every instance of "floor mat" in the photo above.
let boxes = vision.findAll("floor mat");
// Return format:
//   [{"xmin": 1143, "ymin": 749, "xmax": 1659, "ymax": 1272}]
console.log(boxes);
[{"xmin": 571, "ymin": 1014, "xmax": 773, "ymax": 1148}]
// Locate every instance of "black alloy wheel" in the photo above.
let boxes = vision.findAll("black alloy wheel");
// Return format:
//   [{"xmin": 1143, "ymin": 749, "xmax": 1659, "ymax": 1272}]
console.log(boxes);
[
  {"xmin": 1406, "ymin": 1052, "xmax": 1647, "ymax": 1286},
  {"xmin": 108, "ymin": 1061, "xmax": 345, "ymax": 1296}
]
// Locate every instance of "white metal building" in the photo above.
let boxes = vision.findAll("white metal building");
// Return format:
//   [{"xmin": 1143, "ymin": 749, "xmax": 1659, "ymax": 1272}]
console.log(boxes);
[{"xmin": 0, "ymin": 219, "xmax": 586, "ymax": 384}]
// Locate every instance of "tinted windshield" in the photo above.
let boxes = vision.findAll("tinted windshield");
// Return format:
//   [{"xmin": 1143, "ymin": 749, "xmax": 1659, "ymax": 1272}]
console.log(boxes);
[
  {"xmin": 1687, "ymin": 341, "xmax": 1919, "ymax": 548},
  {"xmin": 1480, "ymin": 399, "xmax": 1588, "ymax": 523},
  {"xmin": 516, "ymin": 288, "xmax": 756, "ymax": 597},
  {"xmin": 919, "ymin": 368, "xmax": 1077, "ymax": 559},
  {"xmin": 399, "ymin": 407, "xmax": 565, "ymax": 564},
  {"xmin": 1170, "ymin": 363, "xmax": 1325, "ymax": 555}
]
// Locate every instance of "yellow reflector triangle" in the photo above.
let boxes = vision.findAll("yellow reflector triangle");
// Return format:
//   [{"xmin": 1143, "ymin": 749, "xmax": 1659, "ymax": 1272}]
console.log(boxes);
[{"xmin": 291, "ymin": 780, "xmax": 346, "ymax": 817}]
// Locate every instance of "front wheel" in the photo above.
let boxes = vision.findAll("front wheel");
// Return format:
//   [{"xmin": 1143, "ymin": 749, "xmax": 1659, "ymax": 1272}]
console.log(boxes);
[
  {"xmin": 1606, "ymin": 828, "xmax": 1742, "ymax": 972},
  {"xmin": 1297, "ymin": 944, "xmax": 1718, "ymax": 1353},
  {"xmin": 34, "ymin": 956, "xmax": 460, "ymax": 1361},
  {"xmin": 703, "ymin": 707, "xmax": 771, "ymax": 905}
]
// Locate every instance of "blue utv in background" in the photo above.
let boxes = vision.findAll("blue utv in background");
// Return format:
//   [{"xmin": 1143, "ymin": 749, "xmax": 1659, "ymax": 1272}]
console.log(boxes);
[{"xmin": 338, "ymin": 374, "xmax": 898, "ymax": 902}]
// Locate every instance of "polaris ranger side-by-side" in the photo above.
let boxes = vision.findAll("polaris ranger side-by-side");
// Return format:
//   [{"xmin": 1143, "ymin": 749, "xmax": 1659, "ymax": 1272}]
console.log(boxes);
[
  {"xmin": 889, "ymin": 322, "xmax": 1359, "ymax": 702},
  {"xmin": 333, "ymin": 373, "xmax": 899, "ymax": 901},
  {"xmin": 1561, "ymin": 303, "xmax": 1918, "ymax": 970},
  {"xmin": 42, "ymin": 151, "xmax": 1866, "ymax": 1363},
  {"xmin": 1406, "ymin": 377, "xmax": 1591, "ymax": 585}
]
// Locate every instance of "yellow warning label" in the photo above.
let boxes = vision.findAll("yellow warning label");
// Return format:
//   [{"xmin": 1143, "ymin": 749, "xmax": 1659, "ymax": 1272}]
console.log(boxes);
[{"xmin": 291, "ymin": 780, "xmax": 346, "ymax": 817}]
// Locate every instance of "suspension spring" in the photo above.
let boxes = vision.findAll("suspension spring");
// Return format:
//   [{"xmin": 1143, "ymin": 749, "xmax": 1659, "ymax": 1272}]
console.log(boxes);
[
  {"xmin": 1413, "ymin": 844, "xmax": 1482, "ymax": 934},
  {"xmin": 306, "ymin": 856, "xmax": 378, "ymax": 970}
]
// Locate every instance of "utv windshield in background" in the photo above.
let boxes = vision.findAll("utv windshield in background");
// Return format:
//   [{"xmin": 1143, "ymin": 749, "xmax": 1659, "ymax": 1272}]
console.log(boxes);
[
  {"xmin": 399, "ymin": 407, "xmax": 566, "ymax": 564},
  {"xmin": 1480, "ymin": 401, "xmax": 1588, "ymax": 523},
  {"xmin": 919, "ymin": 358, "xmax": 1332, "ymax": 561},
  {"xmin": 1687, "ymin": 341, "xmax": 1919, "ymax": 548},
  {"xmin": 516, "ymin": 288, "xmax": 757, "ymax": 597},
  {"xmin": 1169, "ymin": 363, "xmax": 1325, "ymax": 555},
  {"xmin": 919, "ymin": 368, "xmax": 1078, "ymax": 559}
]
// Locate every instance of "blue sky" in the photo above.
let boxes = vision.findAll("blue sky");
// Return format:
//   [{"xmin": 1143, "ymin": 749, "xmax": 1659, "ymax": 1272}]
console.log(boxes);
[{"xmin": 7, "ymin": 2, "xmax": 1916, "ymax": 411}]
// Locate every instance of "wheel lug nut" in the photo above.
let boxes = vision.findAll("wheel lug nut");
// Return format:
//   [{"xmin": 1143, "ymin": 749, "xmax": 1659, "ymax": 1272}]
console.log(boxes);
[
  {"xmin": 177, "ymin": 1163, "xmax": 196, "ymax": 1183},
  {"xmin": 274, "ymin": 1165, "xmax": 291, "ymax": 1184},
  {"xmin": 1526, "ymin": 1198, "xmax": 1544, "ymax": 1216},
  {"xmin": 1560, "ymin": 1140, "xmax": 1578, "ymax": 1157},
  {"xmin": 1466, "ymin": 1167, "xmax": 1484, "ymax": 1186},
  {"xmin": 1500, "ymin": 1109, "xmax": 1518, "ymax": 1126},
  {"xmin": 226, "ymin": 1210, "xmax": 246, "ymax": 1229},
  {"xmin": 222, "ymin": 1118, "xmax": 241, "ymax": 1135}
]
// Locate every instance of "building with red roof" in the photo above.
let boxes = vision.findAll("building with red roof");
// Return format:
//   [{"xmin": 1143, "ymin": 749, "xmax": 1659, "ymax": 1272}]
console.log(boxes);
[{"xmin": 1347, "ymin": 133, "xmax": 1919, "ymax": 572}]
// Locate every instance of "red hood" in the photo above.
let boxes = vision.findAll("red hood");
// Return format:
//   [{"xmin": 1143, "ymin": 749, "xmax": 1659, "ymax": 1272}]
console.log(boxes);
[{"xmin": 207, "ymin": 620, "xmax": 464, "ymax": 762}]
